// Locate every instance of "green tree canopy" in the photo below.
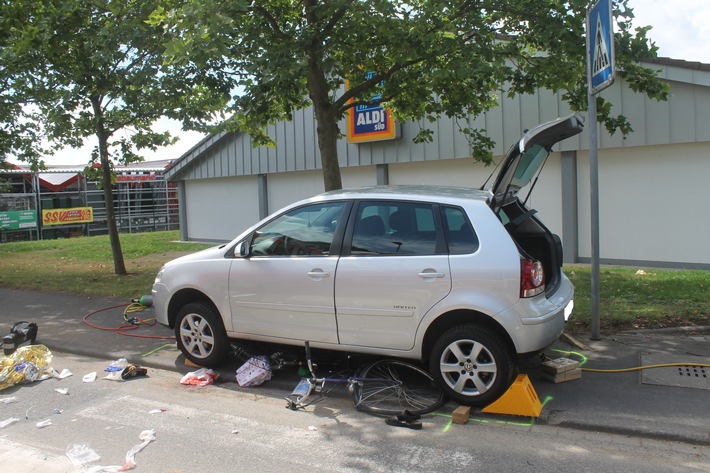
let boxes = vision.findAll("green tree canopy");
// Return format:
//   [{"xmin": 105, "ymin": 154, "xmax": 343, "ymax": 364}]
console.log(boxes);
[
  {"xmin": 0, "ymin": 0, "xmax": 228, "ymax": 273},
  {"xmin": 151, "ymin": 0, "xmax": 668, "ymax": 191}
]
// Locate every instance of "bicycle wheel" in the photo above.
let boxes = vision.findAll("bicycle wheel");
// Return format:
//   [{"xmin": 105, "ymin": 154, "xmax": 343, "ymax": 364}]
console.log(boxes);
[{"xmin": 352, "ymin": 360, "xmax": 445, "ymax": 416}]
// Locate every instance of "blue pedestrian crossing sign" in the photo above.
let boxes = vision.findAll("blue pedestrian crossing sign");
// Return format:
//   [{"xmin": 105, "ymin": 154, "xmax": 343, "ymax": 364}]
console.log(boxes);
[{"xmin": 587, "ymin": 0, "xmax": 615, "ymax": 94}]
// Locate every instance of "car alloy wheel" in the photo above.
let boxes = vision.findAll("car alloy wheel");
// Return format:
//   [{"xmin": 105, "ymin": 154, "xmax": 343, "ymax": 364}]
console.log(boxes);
[
  {"xmin": 430, "ymin": 325, "xmax": 516, "ymax": 406},
  {"xmin": 175, "ymin": 302, "xmax": 228, "ymax": 366}
]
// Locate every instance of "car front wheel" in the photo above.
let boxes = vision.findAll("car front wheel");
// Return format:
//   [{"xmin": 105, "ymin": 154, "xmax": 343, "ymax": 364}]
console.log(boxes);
[
  {"xmin": 429, "ymin": 324, "xmax": 516, "ymax": 407},
  {"xmin": 175, "ymin": 302, "xmax": 228, "ymax": 366}
]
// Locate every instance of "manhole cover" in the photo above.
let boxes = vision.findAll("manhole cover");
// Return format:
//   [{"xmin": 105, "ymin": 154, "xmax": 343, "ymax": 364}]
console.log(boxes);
[{"xmin": 640, "ymin": 352, "xmax": 710, "ymax": 390}]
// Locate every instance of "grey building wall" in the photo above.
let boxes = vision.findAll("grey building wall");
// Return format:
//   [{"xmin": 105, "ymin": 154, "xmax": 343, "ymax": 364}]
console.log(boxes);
[{"xmin": 165, "ymin": 59, "xmax": 710, "ymax": 268}]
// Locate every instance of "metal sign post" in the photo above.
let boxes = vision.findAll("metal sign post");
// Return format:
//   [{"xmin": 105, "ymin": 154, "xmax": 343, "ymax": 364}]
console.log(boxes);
[{"xmin": 586, "ymin": 0, "xmax": 615, "ymax": 340}]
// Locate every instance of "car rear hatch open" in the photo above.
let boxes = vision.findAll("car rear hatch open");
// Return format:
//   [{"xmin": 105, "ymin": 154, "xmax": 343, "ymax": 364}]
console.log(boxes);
[{"xmin": 486, "ymin": 114, "xmax": 584, "ymax": 295}]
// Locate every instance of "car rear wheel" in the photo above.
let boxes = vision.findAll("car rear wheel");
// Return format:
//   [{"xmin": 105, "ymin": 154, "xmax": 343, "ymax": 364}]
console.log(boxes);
[
  {"xmin": 429, "ymin": 324, "xmax": 517, "ymax": 407},
  {"xmin": 175, "ymin": 302, "xmax": 228, "ymax": 366}
]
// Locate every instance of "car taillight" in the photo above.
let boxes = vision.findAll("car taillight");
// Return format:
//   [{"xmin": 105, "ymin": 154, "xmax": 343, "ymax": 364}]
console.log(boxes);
[{"xmin": 520, "ymin": 259, "xmax": 545, "ymax": 298}]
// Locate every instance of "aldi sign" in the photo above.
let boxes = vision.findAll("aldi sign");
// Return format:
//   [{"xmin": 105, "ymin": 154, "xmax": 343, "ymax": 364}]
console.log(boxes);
[
  {"xmin": 346, "ymin": 72, "xmax": 399, "ymax": 143},
  {"xmin": 587, "ymin": 0, "xmax": 615, "ymax": 94}
]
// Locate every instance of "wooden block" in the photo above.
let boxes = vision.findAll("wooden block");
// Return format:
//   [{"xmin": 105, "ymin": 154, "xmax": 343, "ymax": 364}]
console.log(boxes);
[
  {"xmin": 541, "ymin": 357, "xmax": 579, "ymax": 374},
  {"xmin": 452, "ymin": 406, "xmax": 471, "ymax": 424},
  {"xmin": 541, "ymin": 367, "xmax": 582, "ymax": 383}
]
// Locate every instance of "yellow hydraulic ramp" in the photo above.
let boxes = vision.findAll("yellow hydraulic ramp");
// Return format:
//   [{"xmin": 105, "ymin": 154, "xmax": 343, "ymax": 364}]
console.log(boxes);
[{"xmin": 481, "ymin": 374, "xmax": 542, "ymax": 418}]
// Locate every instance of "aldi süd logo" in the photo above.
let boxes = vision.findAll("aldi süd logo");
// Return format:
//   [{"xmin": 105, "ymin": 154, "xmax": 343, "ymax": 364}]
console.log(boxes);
[{"xmin": 347, "ymin": 72, "xmax": 399, "ymax": 143}]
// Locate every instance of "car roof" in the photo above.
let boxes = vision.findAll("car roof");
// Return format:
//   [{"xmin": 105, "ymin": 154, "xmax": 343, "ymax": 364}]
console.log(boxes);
[{"xmin": 318, "ymin": 185, "xmax": 490, "ymax": 204}]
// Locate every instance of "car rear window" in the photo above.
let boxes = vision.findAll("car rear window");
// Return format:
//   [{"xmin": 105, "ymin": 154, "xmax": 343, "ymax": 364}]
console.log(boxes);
[{"xmin": 441, "ymin": 206, "xmax": 479, "ymax": 254}]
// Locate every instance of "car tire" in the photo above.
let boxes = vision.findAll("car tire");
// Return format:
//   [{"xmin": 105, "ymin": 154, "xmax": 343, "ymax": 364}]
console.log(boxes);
[
  {"xmin": 429, "ymin": 324, "xmax": 517, "ymax": 407},
  {"xmin": 175, "ymin": 302, "xmax": 228, "ymax": 366}
]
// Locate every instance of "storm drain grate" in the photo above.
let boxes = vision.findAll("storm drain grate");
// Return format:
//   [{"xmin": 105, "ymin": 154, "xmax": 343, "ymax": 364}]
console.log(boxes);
[{"xmin": 640, "ymin": 352, "xmax": 710, "ymax": 390}]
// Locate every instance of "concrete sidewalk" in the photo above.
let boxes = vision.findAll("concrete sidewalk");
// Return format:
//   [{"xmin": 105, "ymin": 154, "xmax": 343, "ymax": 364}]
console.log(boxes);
[{"xmin": 1, "ymin": 287, "xmax": 709, "ymax": 446}]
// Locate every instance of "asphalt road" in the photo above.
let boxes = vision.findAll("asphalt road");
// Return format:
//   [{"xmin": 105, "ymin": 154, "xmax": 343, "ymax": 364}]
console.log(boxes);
[
  {"xmin": 1, "ymin": 288, "xmax": 710, "ymax": 472},
  {"xmin": 1, "ymin": 352, "xmax": 709, "ymax": 473}
]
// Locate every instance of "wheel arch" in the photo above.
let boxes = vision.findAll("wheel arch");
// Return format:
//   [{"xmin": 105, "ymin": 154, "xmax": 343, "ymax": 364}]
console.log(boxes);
[
  {"xmin": 421, "ymin": 310, "xmax": 516, "ymax": 361},
  {"xmin": 167, "ymin": 288, "xmax": 221, "ymax": 329}
]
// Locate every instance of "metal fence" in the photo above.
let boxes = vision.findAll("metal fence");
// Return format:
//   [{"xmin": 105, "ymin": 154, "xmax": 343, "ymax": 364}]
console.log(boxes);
[{"xmin": 0, "ymin": 170, "xmax": 179, "ymax": 243}]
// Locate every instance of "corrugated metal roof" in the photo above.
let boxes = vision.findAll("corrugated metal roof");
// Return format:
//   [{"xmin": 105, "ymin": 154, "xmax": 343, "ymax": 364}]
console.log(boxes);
[
  {"xmin": 650, "ymin": 56, "xmax": 710, "ymax": 72},
  {"xmin": 5, "ymin": 160, "xmax": 173, "ymax": 174},
  {"xmin": 162, "ymin": 57, "xmax": 710, "ymax": 183}
]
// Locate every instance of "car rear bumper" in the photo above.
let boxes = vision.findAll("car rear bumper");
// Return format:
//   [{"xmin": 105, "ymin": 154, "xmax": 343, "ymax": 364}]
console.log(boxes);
[{"xmin": 497, "ymin": 277, "xmax": 574, "ymax": 354}]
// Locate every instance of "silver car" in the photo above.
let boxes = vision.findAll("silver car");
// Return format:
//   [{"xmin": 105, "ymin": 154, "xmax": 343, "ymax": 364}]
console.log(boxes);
[{"xmin": 153, "ymin": 114, "xmax": 583, "ymax": 406}]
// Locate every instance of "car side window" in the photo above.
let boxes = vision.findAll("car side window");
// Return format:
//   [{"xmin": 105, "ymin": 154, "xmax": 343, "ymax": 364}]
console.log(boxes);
[
  {"xmin": 250, "ymin": 202, "xmax": 346, "ymax": 256},
  {"xmin": 442, "ymin": 206, "xmax": 479, "ymax": 254},
  {"xmin": 351, "ymin": 202, "xmax": 437, "ymax": 255}
]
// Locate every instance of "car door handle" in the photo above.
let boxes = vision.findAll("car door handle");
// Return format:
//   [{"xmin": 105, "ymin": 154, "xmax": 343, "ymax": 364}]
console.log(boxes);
[
  {"xmin": 418, "ymin": 270, "xmax": 445, "ymax": 279},
  {"xmin": 308, "ymin": 269, "xmax": 331, "ymax": 279}
]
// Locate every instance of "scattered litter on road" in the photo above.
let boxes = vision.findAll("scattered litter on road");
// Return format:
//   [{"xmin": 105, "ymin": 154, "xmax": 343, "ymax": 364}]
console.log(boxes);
[
  {"xmin": 148, "ymin": 408, "xmax": 166, "ymax": 414},
  {"xmin": 36, "ymin": 419, "xmax": 52, "ymax": 428},
  {"xmin": 104, "ymin": 358, "xmax": 128, "ymax": 372},
  {"xmin": 180, "ymin": 368, "xmax": 218, "ymax": 386},
  {"xmin": 66, "ymin": 443, "xmax": 101, "ymax": 466},
  {"xmin": 0, "ymin": 417, "xmax": 19, "ymax": 428},
  {"xmin": 83, "ymin": 372, "xmax": 97, "ymax": 382},
  {"xmin": 103, "ymin": 358, "xmax": 129, "ymax": 380},
  {"xmin": 100, "ymin": 360, "xmax": 148, "ymax": 381},
  {"xmin": 0, "ymin": 396, "xmax": 17, "ymax": 404},
  {"xmin": 83, "ymin": 429, "xmax": 156, "ymax": 473},
  {"xmin": 53, "ymin": 408, "xmax": 64, "ymax": 414},
  {"xmin": 121, "ymin": 364, "xmax": 148, "ymax": 380},
  {"xmin": 307, "ymin": 426, "xmax": 318, "ymax": 431},
  {"xmin": 55, "ymin": 387, "xmax": 69, "ymax": 395},
  {"xmin": 0, "ymin": 344, "xmax": 53, "ymax": 391},
  {"xmin": 236, "ymin": 356, "xmax": 272, "ymax": 387},
  {"xmin": 55, "ymin": 368, "xmax": 73, "ymax": 379}
]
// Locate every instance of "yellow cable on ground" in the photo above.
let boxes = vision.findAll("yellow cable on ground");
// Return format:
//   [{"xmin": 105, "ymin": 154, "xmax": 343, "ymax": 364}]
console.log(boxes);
[
  {"xmin": 582, "ymin": 362, "xmax": 710, "ymax": 373},
  {"xmin": 551, "ymin": 349, "xmax": 710, "ymax": 373},
  {"xmin": 123, "ymin": 302, "xmax": 157, "ymax": 325}
]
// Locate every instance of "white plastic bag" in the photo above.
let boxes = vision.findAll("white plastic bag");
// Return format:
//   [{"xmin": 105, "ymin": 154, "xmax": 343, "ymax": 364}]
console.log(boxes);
[
  {"xmin": 0, "ymin": 417, "xmax": 19, "ymax": 429},
  {"xmin": 179, "ymin": 368, "xmax": 218, "ymax": 386},
  {"xmin": 103, "ymin": 359, "xmax": 129, "ymax": 381},
  {"xmin": 82, "ymin": 430, "xmax": 156, "ymax": 472},
  {"xmin": 66, "ymin": 443, "xmax": 101, "ymax": 466}
]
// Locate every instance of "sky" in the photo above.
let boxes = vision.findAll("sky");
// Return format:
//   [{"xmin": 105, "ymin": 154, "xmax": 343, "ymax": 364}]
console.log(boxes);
[
  {"xmin": 627, "ymin": 0, "xmax": 710, "ymax": 64},
  {"xmin": 24, "ymin": 0, "xmax": 710, "ymax": 167}
]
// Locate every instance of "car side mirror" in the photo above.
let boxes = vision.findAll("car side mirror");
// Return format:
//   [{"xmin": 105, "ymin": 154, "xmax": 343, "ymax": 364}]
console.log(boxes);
[{"xmin": 236, "ymin": 241, "xmax": 250, "ymax": 258}]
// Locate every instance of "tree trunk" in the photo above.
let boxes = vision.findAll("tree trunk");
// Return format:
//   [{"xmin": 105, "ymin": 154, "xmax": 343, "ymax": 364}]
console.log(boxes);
[
  {"xmin": 92, "ymin": 98, "xmax": 127, "ymax": 275},
  {"xmin": 306, "ymin": 41, "xmax": 343, "ymax": 192},
  {"xmin": 313, "ymin": 103, "xmax": 343, "ymax": 192}
]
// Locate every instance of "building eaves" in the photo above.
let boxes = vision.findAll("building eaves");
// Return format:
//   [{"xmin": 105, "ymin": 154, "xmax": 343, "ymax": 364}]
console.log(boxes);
[
  {"xmin": 163, "ymin": 130, "xmax": 231, "ymax": 180},
  {"xmin": 648, "ymin": 56, "xmax": 710, "ymax": 72}
]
